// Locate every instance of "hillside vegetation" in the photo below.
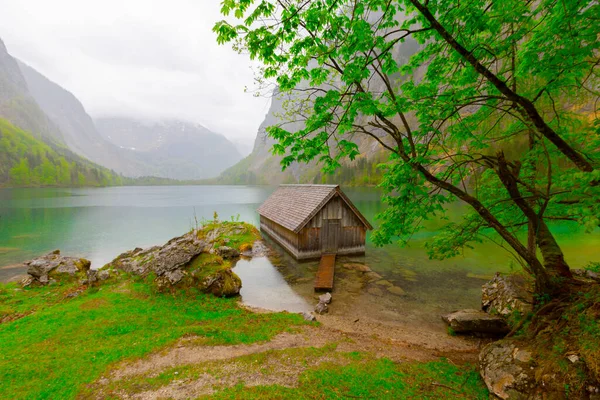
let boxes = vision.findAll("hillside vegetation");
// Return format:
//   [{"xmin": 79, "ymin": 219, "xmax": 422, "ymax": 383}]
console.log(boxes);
[{"xmin": 0, "ymin": 118, "xmax": 124, "ymax": 187}]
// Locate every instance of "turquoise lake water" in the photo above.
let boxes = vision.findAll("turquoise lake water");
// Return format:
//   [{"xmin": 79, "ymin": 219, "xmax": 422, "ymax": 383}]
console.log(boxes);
[{"xmin": 1, "ymin": 185, "xmax": 597, "ymax": 327}]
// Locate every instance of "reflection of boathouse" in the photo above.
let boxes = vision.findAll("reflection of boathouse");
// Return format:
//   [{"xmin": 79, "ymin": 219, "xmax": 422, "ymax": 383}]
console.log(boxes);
[{"xmin": 258, "ymin": 185, "xmax": 373, "ymax": 260}]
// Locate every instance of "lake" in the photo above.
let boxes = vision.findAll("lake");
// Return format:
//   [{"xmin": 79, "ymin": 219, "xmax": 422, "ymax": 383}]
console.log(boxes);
[{"xmin": 1, "ymin": 185, "xmax": 598, "ymax": 328}]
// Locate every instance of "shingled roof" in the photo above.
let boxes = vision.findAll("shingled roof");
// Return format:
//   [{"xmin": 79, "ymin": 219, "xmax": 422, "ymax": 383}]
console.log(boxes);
[{"xmin": 258, "ymin": 184, "xmax": 372, "ymax": 233}]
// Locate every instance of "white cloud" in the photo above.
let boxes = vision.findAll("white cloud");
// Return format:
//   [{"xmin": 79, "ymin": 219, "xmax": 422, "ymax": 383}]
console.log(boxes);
[{"xmin": 0, "ymin": 0, "xmax": 270, "ymax": 155}]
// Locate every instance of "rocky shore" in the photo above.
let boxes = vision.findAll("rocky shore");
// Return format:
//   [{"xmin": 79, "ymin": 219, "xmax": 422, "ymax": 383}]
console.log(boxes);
[
  {"xmin": 443, "ymin": 272, "xmax": 600, "ymax": 399},
  {"xmin": 16, "ymin": 221, "xmax": 267, "ymax": 298}
]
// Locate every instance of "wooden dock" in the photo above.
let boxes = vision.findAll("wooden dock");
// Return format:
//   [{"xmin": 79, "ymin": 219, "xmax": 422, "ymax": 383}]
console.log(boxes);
[{"xmin": 314, "ymin": 254, "xmax": 336, "ymax": 291}]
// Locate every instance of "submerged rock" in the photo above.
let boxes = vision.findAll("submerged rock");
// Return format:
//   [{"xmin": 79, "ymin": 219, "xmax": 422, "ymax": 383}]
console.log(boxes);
[
  {"xmin": 482, "ymin": 273, "xmax": 533, "ymax": 318},
  {"xmin": 319, "ymin": 292, "xmax": 332, "ymax": 304},
  {"xmin": 314, "ymin": 302, "xmax": 328, "ymax": 315},
  {"xmin": 342, "ymin": 263, "xmax": 372, "ymax": 272},
  {"xmin": 387, "ymin": 286, "xmax": 406, "ymax": 296},
  {"xmin": 442, "ymin": 309, "xmax": 509, "ymax": 335},
  {"xmin": 23, "ymin": 251, "xmax": 91, "ymax": 286}
]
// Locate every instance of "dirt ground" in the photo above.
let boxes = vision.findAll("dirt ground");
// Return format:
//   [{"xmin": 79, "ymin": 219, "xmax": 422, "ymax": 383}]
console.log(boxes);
[{"xmin": 89, "ymin": 309, "xmax": 485, "ymax": 400}]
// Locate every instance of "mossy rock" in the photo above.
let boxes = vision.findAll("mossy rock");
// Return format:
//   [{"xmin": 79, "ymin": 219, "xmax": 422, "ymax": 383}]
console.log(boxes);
[{"xmin": 201, "ymin": 269, "xmax": 242, "ymax": 297}]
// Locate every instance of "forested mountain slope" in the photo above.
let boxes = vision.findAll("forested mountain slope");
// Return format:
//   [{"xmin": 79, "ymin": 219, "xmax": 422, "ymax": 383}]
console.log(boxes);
[{"xmin": 0, "ymin": 118, "xmax": 124, "ymax": 187}]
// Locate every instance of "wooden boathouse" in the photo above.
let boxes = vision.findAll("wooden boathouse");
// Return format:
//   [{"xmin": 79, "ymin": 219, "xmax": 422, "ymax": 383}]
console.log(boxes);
[{"xmin": 257, "ymin": 184, "xmax": 373, "ymax": 261}]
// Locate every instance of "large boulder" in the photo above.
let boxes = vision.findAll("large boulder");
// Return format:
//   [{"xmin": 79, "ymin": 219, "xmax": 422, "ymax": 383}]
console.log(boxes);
[
  {"xmin": 23, "ymin": 250, "xmax": 91, "ymax": 286},
  {"xmin": 442, "ymin": 309, "xmax": 509, "ymax": 335},
  {"xmin": 479, "ymin": 340, "xmax": 536, "ymax": 399},
  {"xmin": 482, "ymin": 273, "xmax": 533, "ymax": 318},
  {"xmin": 102, "ymin": 223, "xmax": 259, "ymax": 296},
  {"xmin": 109, "ymin": 234, "xmax": 209, "ymax": 277}
]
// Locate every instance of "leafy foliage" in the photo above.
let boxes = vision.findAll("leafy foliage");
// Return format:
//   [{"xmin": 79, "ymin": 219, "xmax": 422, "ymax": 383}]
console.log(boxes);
[{"xmin": 215, "ymin": 0, "xmax": 600, "ymax": 294}]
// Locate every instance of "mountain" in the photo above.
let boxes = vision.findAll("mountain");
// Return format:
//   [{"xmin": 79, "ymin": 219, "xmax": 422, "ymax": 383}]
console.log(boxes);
[
  {"xmin": 16, "ymin": 60, "xmax": 150, "ymax": 177},
  {"xmin": 95, "ymin": 118, "xmax": 242, "ymax": 180},
  {"xmin": 217, "ymin": 91, "xmax": 386, "ymax": 186},
  {"xmin": 0, "ymin": 38, "xmax": 63, "ymax": 145},
  {"xmin": 217, "ymin": 36, "xmax": 421, "ymax": 186},
  {"xmin": 2, "ymin": 39, "xmax": 241, "ymax": 180}
]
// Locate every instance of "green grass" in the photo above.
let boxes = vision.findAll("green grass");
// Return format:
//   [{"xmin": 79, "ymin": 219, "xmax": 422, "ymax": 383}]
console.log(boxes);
[
  {"xmin": 0, "ymin": 277, "xmax": 306, "ymax": 399},
  {"xmin": 200, "ymin": 358, "xmax": 488, "ymax": 399},
  {"xmin": 93, "ymin": 342, "xmax": 488, "ymax": 400},
  {"xmin": 198, "ymin": 221, "xmax": 261, "ymax": 251}
]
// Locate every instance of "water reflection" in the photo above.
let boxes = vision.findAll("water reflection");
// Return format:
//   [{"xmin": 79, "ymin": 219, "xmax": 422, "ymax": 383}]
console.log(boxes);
[{"xmin": 233, "ymin": 257, "xmax": 311, "ymax": 313}]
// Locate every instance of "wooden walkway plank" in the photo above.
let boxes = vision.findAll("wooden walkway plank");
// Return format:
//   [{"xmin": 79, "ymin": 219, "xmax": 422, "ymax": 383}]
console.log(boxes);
[{"xmin": 314, "ymin": 254, "xmax": 336, "ymax": 291}]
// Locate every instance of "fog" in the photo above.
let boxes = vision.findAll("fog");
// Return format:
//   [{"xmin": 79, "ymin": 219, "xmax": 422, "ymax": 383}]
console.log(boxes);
[{"xmin": 0, "ymin": 0, "xmax": 269, "ymax": 155}]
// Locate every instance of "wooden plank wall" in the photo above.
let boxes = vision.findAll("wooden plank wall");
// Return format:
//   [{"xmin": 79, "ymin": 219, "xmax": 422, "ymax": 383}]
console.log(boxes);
[
  {"xmin": 260, "ymin": 216, "xmax": 299, "ymax": 255},
  {"xmin": 299, "ymin": 195, "xmax": 366, "ymax": 253}
]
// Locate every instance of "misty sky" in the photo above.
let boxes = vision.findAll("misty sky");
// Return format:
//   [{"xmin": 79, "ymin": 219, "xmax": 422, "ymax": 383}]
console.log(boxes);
[{"xmin": 0, "ymin": 0, "xmax": 270, "ymax": 155}]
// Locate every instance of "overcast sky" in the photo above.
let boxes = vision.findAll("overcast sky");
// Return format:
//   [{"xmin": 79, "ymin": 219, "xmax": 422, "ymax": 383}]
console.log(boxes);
[{"xmin": 0, "ymin": 0, "xmax": 270, "ymax": 155}]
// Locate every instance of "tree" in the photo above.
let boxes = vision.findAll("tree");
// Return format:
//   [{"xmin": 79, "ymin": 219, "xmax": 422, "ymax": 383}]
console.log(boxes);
[
  {"xmin": 9, "ymin": 158, "xmax": 31, "ymax": 186},
  {"xmin": 215, "ymin": 0, "xmax": 600, "ymax": 295}
]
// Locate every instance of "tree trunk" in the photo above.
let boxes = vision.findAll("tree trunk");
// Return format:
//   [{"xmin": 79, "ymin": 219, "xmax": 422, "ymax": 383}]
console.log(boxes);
[
  {"xmin": 409, "ymin": 161, "xmax": 553, "ymax": 294},
  {"xmin": 495, "ymin": 152, "xmax": 572, "ymax": 292},
  {"xmin": 535, "ymin": 221, "xmax": 573, "ymax": 279},
  {"xmin": 527, "ymin": 132, "xmax": 537, "ymax": 256}
]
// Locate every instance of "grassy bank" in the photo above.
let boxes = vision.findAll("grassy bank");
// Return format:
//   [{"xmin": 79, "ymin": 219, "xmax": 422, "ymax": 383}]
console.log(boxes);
[{"xmin": 0, "ymin": 276, "xmax": 305, "ymax": 399}]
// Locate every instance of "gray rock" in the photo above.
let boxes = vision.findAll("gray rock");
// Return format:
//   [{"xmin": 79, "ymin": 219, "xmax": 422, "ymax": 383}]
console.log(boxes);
[
  {"xmin": 165, "ymin": 269, "xmax": 184, "ymax": 285},
  {"xmin": 573, "ymin": 269, "xmax": 600, "ymax": 282},
  {"xmin": 314, "ymin": 302, "xmax": 329, "ymax": 315},
  {"xmin": 482, "ymin": 274, "xmax": 533, "ymax": 317},
  {"xmin": 248, "ymin": 241, "xmax": 270, "ymax": 257},
  {"xmin": 319, "ymin": 292, "xmax": 332, "ymax": 304},
  {"xmin": 479, "ymin": 340, "xmax": 535, "ymax": 399},
  {"xmin": 442, "ymin": 309, "xmax": 509, "ymax": 334},
  {"xmin": 87, "ymin": 269, "xmax": 98, "ymax": 283},
  {"xmin": 107, "ymin": 233, "xmax": 207, "ymax": 276},
  {"xmin": 216, "ymin": 246, "xmax": 240, "ymax": 259},
  {"xmin": 104, "ymin": 226, "xmax": 246, "ymax": 296},
  {"xmin": 21, "ymin": 275, "xmax": 34, "ymax": 287},
  {"xmin": 301, "ymin": 312, "xmax": 317, "ymax": 322},
  {"xmin": 23, "ymin": 251, "xmax": 91, "ymax": 286},
  {"xmin": 97, "ymin": 270, "xmax": 111, "ymax": 281}
]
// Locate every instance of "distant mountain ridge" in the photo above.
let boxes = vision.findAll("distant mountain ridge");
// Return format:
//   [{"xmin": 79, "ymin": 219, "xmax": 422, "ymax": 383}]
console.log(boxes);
[{"xmin": 95, "ymin": 117, "xmax": 242, "ymax": 180}]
